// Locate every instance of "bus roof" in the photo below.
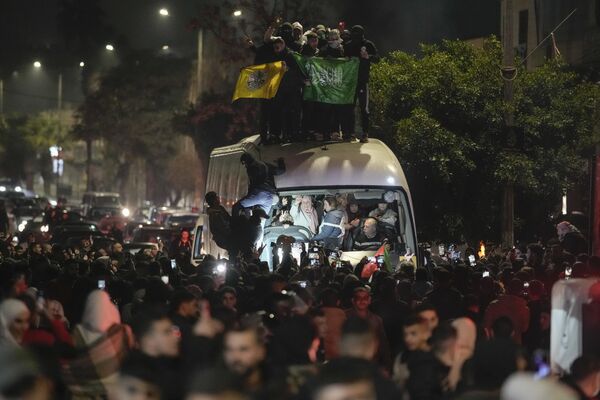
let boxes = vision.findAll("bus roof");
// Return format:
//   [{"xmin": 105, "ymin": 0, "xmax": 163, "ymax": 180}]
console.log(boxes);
[{"xmin": 211, "ymin": 135, "xmax": 410, "ymax": 192}]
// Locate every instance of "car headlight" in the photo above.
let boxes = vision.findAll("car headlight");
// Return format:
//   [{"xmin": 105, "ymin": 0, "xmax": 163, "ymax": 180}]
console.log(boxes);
[
  {"xmin": 122, "ymin": 208, "xmax": 130, "ymax": 217},
  {"xmin": 40, "ymin": 225, "xmax": 49, "ymax": 233}
]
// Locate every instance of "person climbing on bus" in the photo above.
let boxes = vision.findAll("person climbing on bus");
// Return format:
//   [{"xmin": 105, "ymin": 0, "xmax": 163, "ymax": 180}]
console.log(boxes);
[
  {"xmin": 232, "ymin": 153, "xmax": 286, "ymax": 219},
  {"xmin": 312, "ymin": 196, "xmax": 345, "ymax": 250}
]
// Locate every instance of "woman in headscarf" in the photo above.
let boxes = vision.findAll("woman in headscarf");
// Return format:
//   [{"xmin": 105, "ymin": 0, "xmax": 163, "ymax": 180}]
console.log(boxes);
[
  {"xmin": 290, "ymin": 195, "xmax": 320, "ymax": 235},
  {"xmin": 0, "ymin": 298, "xmax": 30, "ymax": 347},
  {"xmin": 62, "ymin": 290, "xmax": 134, "ymax": 400}
]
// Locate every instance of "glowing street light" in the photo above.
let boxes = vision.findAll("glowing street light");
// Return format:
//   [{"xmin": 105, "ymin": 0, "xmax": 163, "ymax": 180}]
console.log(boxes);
[
  {"xmin": 159, "ymin": 8, "xmax": 169, "ymax": 16},
  {"xmin": 79, "ymin": 61, "xmax": 85, "ymax": 67},
  {"xmin": 33, "ymin": 61, "xmax": 42, "ymax": 68},
  {"xmin": 162, "ymin": 45, "xmax": 169, "ymax": 50},
  {"xmin": 105, "ymin": 44, "xmax": 114, "ymax": 51},
  {"xmin": 233, "ymin": 9, "xmax": 242, "ymax": 17}
]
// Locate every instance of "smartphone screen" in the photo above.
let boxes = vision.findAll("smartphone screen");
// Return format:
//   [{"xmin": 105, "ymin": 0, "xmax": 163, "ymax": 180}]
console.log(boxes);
[
  {"xmin": 98, "ymin": 280, "xmax": 106, "ymax": 289},
  {"xmin": 170, "ymin": 259, "xmax": 177, "ymax": 269},
  {"xmin": 482, "ymin": 271, "xmax": 490, "ymax": 278},
  {"xmin": 468, "ymin": 255, "xmax": 476, "ymax": 266},
  {"xmin": 161, "ymin": 275, "xmax": 169, "ymax": 284}
]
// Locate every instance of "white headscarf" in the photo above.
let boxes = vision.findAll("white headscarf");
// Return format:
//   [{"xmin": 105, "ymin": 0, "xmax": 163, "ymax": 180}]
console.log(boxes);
[
  {"xmin": 77, "ymin": 290, "xmax": 120, "ymax": 345},
  {"xmin": 0, "ymin": 299, "xmax": 29, "ymax": 346}
]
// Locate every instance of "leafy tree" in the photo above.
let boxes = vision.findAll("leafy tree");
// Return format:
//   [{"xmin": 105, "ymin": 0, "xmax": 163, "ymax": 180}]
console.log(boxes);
[
  {"xmin": 369, "ymin": 38, "xmax": 600, "ymax": 242},
  {"xmin": 75, "ymin": 52, "xmax": 190, "ymax": 202}
]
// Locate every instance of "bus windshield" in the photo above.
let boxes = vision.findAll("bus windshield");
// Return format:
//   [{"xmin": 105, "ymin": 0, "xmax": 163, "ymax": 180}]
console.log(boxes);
[{"xmin": 263, "ymin": 188, "xmax": 416, "ymax": 257}]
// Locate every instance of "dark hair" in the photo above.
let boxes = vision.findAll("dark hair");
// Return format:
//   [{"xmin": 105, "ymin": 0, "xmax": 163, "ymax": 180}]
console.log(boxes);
[
  {"xmin": 219, "ymin": 286, "xmax": 237, "ymax": 298},
  {"xmin": 319, "ymin": 288, "xmax": 340, "ymax": 307},
  {"xmin": 527, "ymin": 243, "xmax": 544, "ymax": 259},
  {"xmin": 403, "ymin": 314, "xmax": 426, "ymax": 328},
  {"xmin": 430, "ymin": 323, "xmax": 457, "ymax": 354},
  {"xmin": 205, "ymin": 192, "xmax": 219, "ymax": 207},
  {"xmin": 342, "ymin": 316, "xmax": 373, "ymax": 337},
  {"xmin": 311, "ymin": 357, "xmax": 374, "ymax": 399},
  {"xmin": 570, "ymin": 355, "xmax": 600, "ymax": 381},
  {"xmin": 169, "ymin": 289, "xmax": 197, "ymax": 314},
  {"xmin": 492, "ymin": 316, "xmax": 514, "ymax": 339},
  {"xmin": 324, "ymin": 195, "xmax": 338, "ymax": 209},
  {"xmin": 414, "ymin": 302, "xmax": 437, "ymax": 315},
  {"xmin": 130, "ymin": 305, "xmax": 170, "ymax": 340}
]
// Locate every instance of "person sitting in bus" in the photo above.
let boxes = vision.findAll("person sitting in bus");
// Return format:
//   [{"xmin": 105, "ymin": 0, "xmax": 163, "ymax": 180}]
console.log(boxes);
[
  {"xmin": 346, "ymin": 199, "xmax": 363, "ymax": 231},
  {"xmin": 353, "ymin": 217, "xmax": 386, "ymax": 251},
  {"xmin": 232, "ymin": 153, "xmax": 286, "ymax": 218},
  {"xmin": 312, "ymin": 196, "xmax": 344, "ymax": 250},
  {"xmin": 368, "ymin": 200, "xmax": 398, "ymax": 226},
  {"xmin": 289, "ymin": 195, "xmax": 319, "ymax": 235}
]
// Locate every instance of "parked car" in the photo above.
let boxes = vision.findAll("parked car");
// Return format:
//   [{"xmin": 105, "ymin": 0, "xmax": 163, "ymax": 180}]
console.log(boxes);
[{"xmin": 163, "ymin": 213, "xmax": 200, "ymax": 231}]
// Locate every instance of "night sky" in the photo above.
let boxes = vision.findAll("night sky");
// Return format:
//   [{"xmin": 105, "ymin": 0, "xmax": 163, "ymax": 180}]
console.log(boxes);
[{"xmin": 0, "ymin": 0, "xmax": 499, "ymax": 113}]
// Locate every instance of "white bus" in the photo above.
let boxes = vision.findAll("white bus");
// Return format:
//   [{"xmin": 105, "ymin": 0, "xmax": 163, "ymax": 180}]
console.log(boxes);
[{"xmin": 191, "ymin": 135, "xmax": 418, "ymax": 269}]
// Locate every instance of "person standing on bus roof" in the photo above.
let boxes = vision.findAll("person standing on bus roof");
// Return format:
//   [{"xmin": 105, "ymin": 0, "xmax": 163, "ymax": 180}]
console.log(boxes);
[{"xmin": 232, "ymin": 154, "xmax": 286, "ymax": 219}]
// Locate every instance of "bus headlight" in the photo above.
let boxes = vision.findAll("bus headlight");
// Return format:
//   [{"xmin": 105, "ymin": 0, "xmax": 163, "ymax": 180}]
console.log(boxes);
[{"xmin": 122, "ymin": 208, "xmax": 130, "ymax": 217}]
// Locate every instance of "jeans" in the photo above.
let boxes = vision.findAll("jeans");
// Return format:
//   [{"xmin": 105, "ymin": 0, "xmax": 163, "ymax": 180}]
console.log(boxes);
[{"xmin": 232, "ymin": 189, "xmax": 274, "ymax": 217}]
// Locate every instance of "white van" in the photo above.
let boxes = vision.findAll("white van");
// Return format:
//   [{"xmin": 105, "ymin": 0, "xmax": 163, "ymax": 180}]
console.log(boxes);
[{"xmin": 191, "ymin": 135, "xmax": 418, "ymax": 269}]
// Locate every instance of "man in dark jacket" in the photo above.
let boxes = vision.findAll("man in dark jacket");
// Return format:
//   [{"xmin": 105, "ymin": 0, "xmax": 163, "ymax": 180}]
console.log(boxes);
[
  {"xmin": 232, "ymin": 153, "xmax": 285, "ymax": 219},
  {"xmin": 269, "ymin": 37, "xmax": 308, "ymax": 143},
  {"xmin": 205, "ymin": 192, "xmax": 232, "ymax": 251},
  {"xmin": 343, "ymin": 25, "xmax": 380, "ymax": 142}
]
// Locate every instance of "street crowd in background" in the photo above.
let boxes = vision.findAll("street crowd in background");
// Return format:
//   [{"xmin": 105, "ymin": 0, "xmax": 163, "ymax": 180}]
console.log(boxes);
[
  {"xmin": 1, "ymin": 14, "xmax": 600, "ymax": 400},
  {"xmin": 244, "ymin": 19, "xmax": 379, "ymax": 144},
  {"xmin": 1, "ymin": 186, "xmax": 600, "ymax": 400}
]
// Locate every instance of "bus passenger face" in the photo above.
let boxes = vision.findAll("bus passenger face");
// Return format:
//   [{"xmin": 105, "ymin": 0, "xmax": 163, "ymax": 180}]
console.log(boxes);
[
  {"xmin": 350, "ymin": 204, "xmax": 359, "ymax": 214},
  {"xmin": 363, "ymin": 219, "xmax": 377, "ymax": 237},
  {"xmin": 377, "ymin": 203, "xmax": 388, "ymax": 212},
  {"xmin": 301, "ymin": 197, "xmax": 313, "ymax": 213},
  {"xmin": 274, "ymin": 42, "xmax": 285, "ymax": 53}
]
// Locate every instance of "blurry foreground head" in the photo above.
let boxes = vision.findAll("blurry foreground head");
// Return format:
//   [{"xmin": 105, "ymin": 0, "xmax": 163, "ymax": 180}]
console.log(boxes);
[
  {"xmin": 185, "ymin": 368, "xmax": 247, "ymax": 400},
  {"xmin": 501, "ymin": 373, "xmax": 577, "ymax": 400},
  {"xmin": 0, "ymin": 345, "xmax": 53, "ymax": 400},
  {"xmin": 310, "ymin": 358, "xmax": 376, "ymax": 400}
]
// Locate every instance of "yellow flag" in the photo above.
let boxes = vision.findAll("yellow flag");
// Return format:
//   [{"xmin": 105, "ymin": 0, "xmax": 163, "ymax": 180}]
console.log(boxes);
[{"xmin": 232, "ymin": 61, "xmax": 286, "ymax": 102}]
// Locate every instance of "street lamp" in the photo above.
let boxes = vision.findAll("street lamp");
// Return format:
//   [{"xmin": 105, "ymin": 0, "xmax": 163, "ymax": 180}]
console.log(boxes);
[
  {"xmin": 105, "ymin": 44, "xmax": 114, "ymax": 51},
  {"xmin": 233, "ymin": 9, "xmax": 242, "ymax": 17},
  {"xmin": 159, "ymin": 8, "xmax": 169, "ymax": 16},
  {"xmin": 79, "ymin": 61, "xmax": 85, "ymax": 67},
  {"xmin": 33, "ymin": 61, "xmax": 42, "ymax": 68},
  {"xmin": 162, "ymin": 45, "xmax": 169, "ymax": 50}
]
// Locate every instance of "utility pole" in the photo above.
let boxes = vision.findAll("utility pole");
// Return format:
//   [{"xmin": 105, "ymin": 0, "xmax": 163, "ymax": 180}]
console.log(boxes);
[
  {"xmin": 196, "ymin": 29, "xmax": 204, "ymax": 104},
  {"xmin": 501, "ymin": 0, "xmax": 516, "ymax": 248},
  {"xmin": 0, "ymin": 79, "xmax": 3, "ymax": 114},
  {"xmin": 57, "ymin": 73, "xmax": 63, "ymax": 110}
]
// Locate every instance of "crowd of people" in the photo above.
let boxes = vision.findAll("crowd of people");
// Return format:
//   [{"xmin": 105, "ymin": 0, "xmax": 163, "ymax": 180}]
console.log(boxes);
[
  {"xmin": 1, "ymin": 211, "xmax": 600, "ymax": 400},
  {"xmin": 245, "ymin": 19, "xmax": 379, "ymax": 144}
]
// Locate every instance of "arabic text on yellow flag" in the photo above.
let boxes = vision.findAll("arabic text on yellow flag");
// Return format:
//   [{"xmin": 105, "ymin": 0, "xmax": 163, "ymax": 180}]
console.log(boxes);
[{"xmin": 232, "ymin": 61, "xmax": 286, "ymax": 102}]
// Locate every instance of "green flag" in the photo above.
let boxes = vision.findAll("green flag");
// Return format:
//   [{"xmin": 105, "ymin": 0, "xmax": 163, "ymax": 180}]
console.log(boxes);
[{"xmin": 294, "ymin": 54, "xmax": 359, "ymax": 104}]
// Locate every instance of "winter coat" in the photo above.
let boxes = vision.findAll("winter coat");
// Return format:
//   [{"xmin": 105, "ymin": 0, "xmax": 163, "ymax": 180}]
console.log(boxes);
[{"xmin": 312, "ymin": 209, "xmax": 344, "ymax": 250}]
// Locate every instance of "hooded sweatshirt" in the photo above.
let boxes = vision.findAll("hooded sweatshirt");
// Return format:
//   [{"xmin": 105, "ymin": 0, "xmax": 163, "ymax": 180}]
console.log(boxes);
[{"xmin": 313, "ymin": 209, "xmax": 344, "ymax": 250}]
